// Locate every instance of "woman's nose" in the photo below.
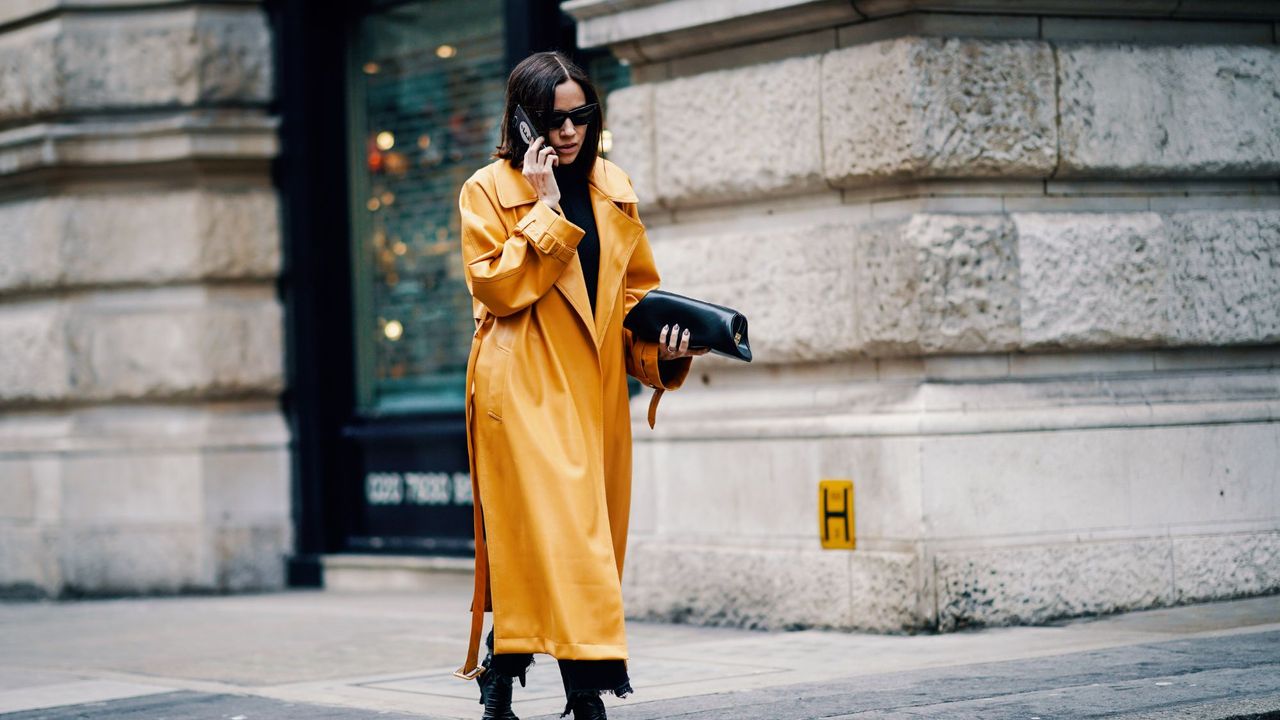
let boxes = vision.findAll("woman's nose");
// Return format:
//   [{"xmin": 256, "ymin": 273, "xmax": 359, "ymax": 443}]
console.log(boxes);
[{"xmin": 560, "ymin": 119, "xmax": 577, "ymax": 137}]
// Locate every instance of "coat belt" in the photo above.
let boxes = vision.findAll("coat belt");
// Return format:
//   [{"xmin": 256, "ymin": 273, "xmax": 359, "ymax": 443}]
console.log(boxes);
[{"xmin": 454, "ymin": 473, "xmax": 489, "ymax": 679}]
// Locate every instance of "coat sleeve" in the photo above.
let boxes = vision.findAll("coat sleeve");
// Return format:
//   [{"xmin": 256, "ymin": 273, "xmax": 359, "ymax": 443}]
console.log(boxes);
[
  {"xmin": 620, "ymin": 201, "xmax": 693, "ymax": 392},
  {"xmin": 459, "ymin": 175, "xmax": 585, "ymax": 317}
]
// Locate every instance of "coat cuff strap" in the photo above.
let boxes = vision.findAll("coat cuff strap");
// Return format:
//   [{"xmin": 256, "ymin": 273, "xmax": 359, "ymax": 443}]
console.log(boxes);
[
  {"xmin": 634, "ymin": 341, "xmax": 693, "ymax": 391},
  {"xmin": 516, "ymin": 200, "xmax": 584, "ymax": 263}
]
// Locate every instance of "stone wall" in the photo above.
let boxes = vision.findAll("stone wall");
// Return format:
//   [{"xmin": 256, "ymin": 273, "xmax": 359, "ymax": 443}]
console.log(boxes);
[
  {"xmin": 0, "ymin": 2, "xmax": 288, "ymax": 598},
  {"xmin": 565, "ymin": 0, "xmax": 1280, "ymax": 631}
]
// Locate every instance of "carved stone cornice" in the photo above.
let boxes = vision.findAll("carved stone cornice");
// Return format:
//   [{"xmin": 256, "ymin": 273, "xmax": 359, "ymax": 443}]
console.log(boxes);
[{"xmin": 562, "ymin": 0, "xmax": 1280, "ymax": 62}]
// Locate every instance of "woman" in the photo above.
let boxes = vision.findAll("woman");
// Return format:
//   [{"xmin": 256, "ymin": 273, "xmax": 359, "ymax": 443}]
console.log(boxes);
[{"xmin": 455, "ymin": 51, "xmax": 706, "ymax": 720}]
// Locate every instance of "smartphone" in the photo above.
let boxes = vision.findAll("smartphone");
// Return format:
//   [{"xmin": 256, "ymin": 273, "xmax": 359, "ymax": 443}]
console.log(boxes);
[{"xmin": 512, "ymin": 104, "xmax": 541, "ymax": 148}]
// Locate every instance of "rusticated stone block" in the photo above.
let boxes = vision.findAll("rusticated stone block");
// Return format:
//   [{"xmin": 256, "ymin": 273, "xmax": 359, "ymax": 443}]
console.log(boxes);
[
  {"xmin": 56, "ymin": 14, "xmax": 203, "ymax": 109},
  {"xmin": 654, "ymin": 214, "xmax": 1021, "ymax": 362},
  {"xmin": 0, "ymin": 189, "xmax": 280, "ymax": 294},
  {"xmin": 911, "ymin": 214, "xmax": 1021, "ymax": 352},
  {"xmin": 0, "ymin": 197, "xmax": 62, "ymax": 291},
  {"xmin": 0, "ymin": 20, "xmax": 60, "ymax": 121},
  {"xmin": 651, "ymin": 224, "xmax": 859, "ymax": 363},
  {"xmin": 0, "ymin": 411, "xmax": 291, "ymax": 597},
  {"xmin": 1015, "ymin": 209, "xmax": 1280, "ymax": 350},
  {"xmin": 624, "ymin": 542, "xmax": 921, "ymax": 631},
  {"xmin": 822, "ymin": 37, "xmax": 1057, "ymax": 187},
  {"xmin": 652, "ymin": 55, "xmax": 824, "ymax": 206},
  {"xmin": 1058, "ymin": 44, "xmax": 1280, "ymax": 177},
  {"xmin": 1173, "ymin": 532, "xmax": 1280, "ymax": 603},
  {"xmin": 202, "ymin": 448, "xmax": 291, "ymax": 525},
  {"xmin": 921, "ymin": 420, "xmax": 1280, "ymax": 543},
  {"xmin": 849, "ymin": 550, "xmax": 923, "ymax": 632},
  {"xmin": 0, "ymin": 459, "xmax": 38, "ymax": 521},
  {"xmin": 59, "ymin": 525, "xmax": 213, "ymax": 594},
  {"xmin": 35, "ymin": 446, "xmax": 289, "ymax": 596},
  {"xmin": 0, "ymin": 303, "xmax": 70, "ymax": 402},
  {"xmin": 855, "ymin": 214, "xmax": 1020, "ymax": 356},
  {"xmin": 1167, "ymin": 210, "xmax": 1280, "ymax": 346},
  {"xmin": 0, "ymin": 7, "xmax": 271, "ymax": 124},
  {"xmin": 854, "ymin": 219, "xmax": 921, "ymax": 356},
  {"xmin": 658, "ymin": 209, "xmax": 1275, "ymax": 360},
  {"xmin": 66, "ymin": 299, "xmax": 283, "ymax": 400},
  {"xmin": 60, "ymin": 453, "xmax": 203, "ymax": 524},
  {"xmin": 604, "ymin": 85, "xmax": 656, "ymax": 205},
  {"xmin": 1014, "ymin": 212, "xmax": 1174, "ymax": 349},
  {"xmin": 211, "ymin": 524, "xmax": 290, "ymax": 591},
  {"xmin": 0, "ymin": 526, "xmax": 57, "ymax": 598},
  {"xmin": 934, "ymin": 539, "xmax": 1174, "ymax": 631},
  {"xmin": 192, "ymin": 7, "xmax": 274, "ymax": 103},
  {"xmin": 188, "ymin": 189, "xmax": 282, "ymax": 277}
]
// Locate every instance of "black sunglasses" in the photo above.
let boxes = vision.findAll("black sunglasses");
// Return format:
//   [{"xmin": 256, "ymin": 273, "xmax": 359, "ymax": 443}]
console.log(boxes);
[{"xmin": 535, "ymin": 103, "xmax": 598, "ymax": 129}]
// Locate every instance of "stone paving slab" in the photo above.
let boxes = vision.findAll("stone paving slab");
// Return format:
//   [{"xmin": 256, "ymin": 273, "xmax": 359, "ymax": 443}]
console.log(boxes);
[
  {"xmin": 0, "ymin": 582, "xmax": 1276, "ymax": 720},
  {"xmin": 0, "ymin": 690, "xmax": 437, "ymax": 720},
  {"xmin": 0, "ymin": 680, "xmax": 175, "ymax": 716},
  {"xmin": 2, "ymin": 630, "xmax": 1277, "ymax": 719},
  {"xmin": 594, "ymin": 630, "xmax": 1280, "ymax": 720}
]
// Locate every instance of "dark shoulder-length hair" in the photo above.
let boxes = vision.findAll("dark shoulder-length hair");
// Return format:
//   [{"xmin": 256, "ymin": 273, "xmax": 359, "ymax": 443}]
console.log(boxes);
[{"xmin": 493, "ymin": 51, "xmax": 603, "ymax": 171}]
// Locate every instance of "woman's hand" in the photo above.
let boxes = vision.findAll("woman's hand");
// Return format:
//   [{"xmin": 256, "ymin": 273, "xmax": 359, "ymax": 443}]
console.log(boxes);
[
  {"xmin": 658, "ymin": 324, "xmax": 711, "ymax": 361},
  {"xmin": 522, "ymin": 136, "xmax": 561, "ymax": 211}
]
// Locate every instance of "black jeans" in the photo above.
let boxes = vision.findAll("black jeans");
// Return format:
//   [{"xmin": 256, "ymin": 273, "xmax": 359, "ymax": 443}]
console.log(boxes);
[{"xmin": 485, "ymin": 629, "xmax": 632, "ymax": 699}]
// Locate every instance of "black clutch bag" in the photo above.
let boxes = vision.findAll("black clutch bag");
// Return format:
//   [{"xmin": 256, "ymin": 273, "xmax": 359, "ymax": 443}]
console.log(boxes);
[{"xmin": 624, "ymin": 290, "xmax": 752, "ymax": 362}]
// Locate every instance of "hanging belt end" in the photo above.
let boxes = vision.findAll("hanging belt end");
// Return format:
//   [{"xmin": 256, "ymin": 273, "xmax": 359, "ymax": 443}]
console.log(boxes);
[{"xmin": 647, "ymin": 387, "xmax": 664, "ymax": 429}]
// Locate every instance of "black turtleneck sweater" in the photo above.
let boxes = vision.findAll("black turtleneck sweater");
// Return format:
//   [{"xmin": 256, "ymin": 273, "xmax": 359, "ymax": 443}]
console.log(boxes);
[{"xmin": 553, "ymin": 161, "xmax": 600, "ymax": 315}]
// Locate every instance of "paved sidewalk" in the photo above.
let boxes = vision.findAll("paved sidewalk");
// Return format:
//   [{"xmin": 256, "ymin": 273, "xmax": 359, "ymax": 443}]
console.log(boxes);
[{"xmin": 0, "ymin": 573, "xmax": 1276, "ymax": 719}]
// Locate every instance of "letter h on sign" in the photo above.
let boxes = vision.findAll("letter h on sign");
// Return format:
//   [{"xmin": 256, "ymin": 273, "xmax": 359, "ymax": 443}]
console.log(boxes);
[{"xmin": 818, "ymin": 479, "xmax": 855, "ymax": 550}]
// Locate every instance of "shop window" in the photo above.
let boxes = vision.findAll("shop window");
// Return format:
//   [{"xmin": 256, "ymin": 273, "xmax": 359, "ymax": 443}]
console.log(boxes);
[
  {"xmin": 347, "ymin": 0, "xmax": 630, "ymax": 416},
  {"xmin": 348, "ymin": 0, "xmax": 506, "ymax": 414}
]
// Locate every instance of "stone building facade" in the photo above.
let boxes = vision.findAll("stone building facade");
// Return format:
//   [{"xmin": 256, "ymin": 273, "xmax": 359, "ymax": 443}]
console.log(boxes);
[
  {"xmin": 0, "ymin": 1, "xmax": 289, "ymax": 596},
  {"xmin": 0, "ymin": 0, "xmax": 1277, "ymax": 634},
  {"xmin": 571, "ymin": 0, "xmax": 1280, "ymax": 630}
]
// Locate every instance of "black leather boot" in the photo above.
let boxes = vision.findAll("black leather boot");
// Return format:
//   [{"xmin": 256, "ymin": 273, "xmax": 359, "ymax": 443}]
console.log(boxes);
[
  {"xmin": 562, "ymin": 691, "xmax": 607, "ymax": 720},
  {"xmin": 477, "ymin": 669, "xmax": 518, "ymax": 720},
  {"xmin": 475, "ymin": 631, "xmax": 519, "ymax": 720}
]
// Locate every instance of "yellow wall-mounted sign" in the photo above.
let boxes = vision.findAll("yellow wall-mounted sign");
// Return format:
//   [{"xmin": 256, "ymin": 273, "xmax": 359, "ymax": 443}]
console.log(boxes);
[{"xmin": 819, "ymin": 479, "xmax": 855, "ymax": 550}]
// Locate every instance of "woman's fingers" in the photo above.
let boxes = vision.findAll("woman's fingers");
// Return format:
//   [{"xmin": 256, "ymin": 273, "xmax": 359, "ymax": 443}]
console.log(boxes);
[
  {"xmin": 524, "ymin": 136, "xmax": 542, "ymax": 165},
  {"xmin": 655, "ymin": 323, "xmax": 711, "ymax": 360},
  {"xmin": 525, "ymin": 137, "xmax": 554, "ymax": 171},
  {"xmin": 522, "ymin": 137, "xmax": 541, "ymax": 183},
  {"xmin": 522, "ymin": 137, "xmax": 564, "ymax": 202}
]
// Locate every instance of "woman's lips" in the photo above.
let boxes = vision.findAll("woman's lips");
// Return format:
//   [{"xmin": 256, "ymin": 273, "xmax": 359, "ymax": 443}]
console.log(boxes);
[{"xmin": 555, "ymin": 143, "xmax": 578, "ymax": 153}]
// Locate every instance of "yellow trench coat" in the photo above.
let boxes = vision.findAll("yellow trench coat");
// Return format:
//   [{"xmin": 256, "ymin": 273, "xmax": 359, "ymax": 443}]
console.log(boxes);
[{"xmin": 455, "ymin": 157, "xmax": 692, "ymax": 675}]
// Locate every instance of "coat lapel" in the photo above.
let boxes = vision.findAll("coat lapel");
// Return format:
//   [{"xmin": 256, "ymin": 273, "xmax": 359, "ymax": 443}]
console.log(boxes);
[
  {"xmin": 490, "ymin": 158, "xmax": 641, "ymax": 351},
  {"xmin": 585, "ymin": 159, "xmax": 642, "ymax": 346},
  {"xmin": 555, "ymin": 256, "xmax": 598, "ymax": 348},
  {"xmin": 590, "ymin": 185, "xmax": 642, "ymax": 344}
]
